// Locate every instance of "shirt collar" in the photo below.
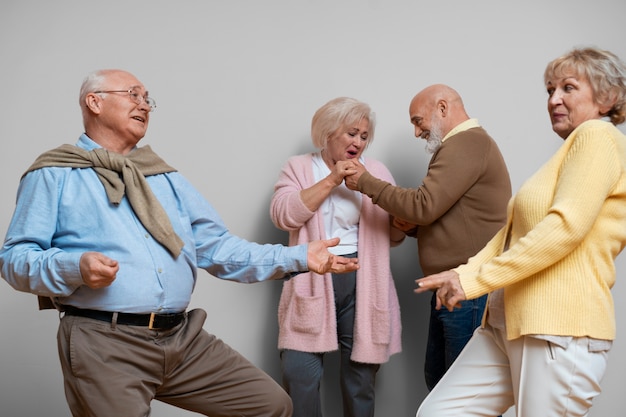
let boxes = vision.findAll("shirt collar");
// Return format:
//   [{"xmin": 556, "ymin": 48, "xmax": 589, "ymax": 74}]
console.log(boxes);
[{"xmin": 442, "ymin": 118, "xmax": 481, "ymax": 142}]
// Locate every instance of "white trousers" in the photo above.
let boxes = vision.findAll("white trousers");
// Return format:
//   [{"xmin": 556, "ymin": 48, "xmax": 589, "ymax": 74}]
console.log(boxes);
[{"xmin": 416, "ymin": 323, "xmax": 608, "ymax": 417}]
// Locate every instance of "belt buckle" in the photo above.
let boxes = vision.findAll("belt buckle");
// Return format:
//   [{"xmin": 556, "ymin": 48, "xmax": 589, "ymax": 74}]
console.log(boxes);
[{"xmin": 148, "ymin": 312, "xmax": 157, "ymax": 330}]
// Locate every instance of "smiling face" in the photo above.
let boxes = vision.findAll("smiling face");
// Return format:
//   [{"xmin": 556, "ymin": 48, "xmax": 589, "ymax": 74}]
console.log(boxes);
[
  {"xmin": 409, "ymin": 94, "xmax": 446, "ymax": 153},
  {"xmin": 546, "ymin": 72, "xmax": 605, "ymax": 139},
  {"xmin": 85, "ymin": 70, "xmax": 152, "ymax": 154},
  {"xmin": 321, "ymin": 117, "xmax": 369, "ymax": 167},
  {"xmin": 409, "ymin": 97, "xmax": 435, "ymax": 141}
]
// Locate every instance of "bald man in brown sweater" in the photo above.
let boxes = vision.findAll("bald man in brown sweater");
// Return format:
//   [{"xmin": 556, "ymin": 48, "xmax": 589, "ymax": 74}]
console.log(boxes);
[{"xmin": 345, "ymin": 84, "xmax": 511, "ymax": 390}]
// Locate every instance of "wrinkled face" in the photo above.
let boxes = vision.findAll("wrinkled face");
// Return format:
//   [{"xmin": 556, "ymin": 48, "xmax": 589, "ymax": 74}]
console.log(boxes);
[
  {"xmin": 409, "ymin": 98, "xmax": 435, "ymax": 141},
  {"xmin": 91, "ymin": 71, "xmax": 152, "ymax": 148},
  {"xmin": 546, "ymin": 72, "xmax": 603, "ymax": 139},
  {"xmin": 409, "ymin": 97, "xmax": 444, "ymax": 153},
  {"xmin": 323, "ymin": 118, "xmax": 369, "ymax": 166},
  {"xmin": 424, "ymin": 114, "xmax": 444, "ymax": 153}
]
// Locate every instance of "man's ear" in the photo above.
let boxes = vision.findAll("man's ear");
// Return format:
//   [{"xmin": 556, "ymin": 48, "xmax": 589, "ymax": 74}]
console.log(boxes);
[
  {"xmin": 437, "ymin": 99, "xmax": 448, "ymax": 117},
  {"xmin": 85, "ymin": 93, "xmax": 102, "ymax": 114}
]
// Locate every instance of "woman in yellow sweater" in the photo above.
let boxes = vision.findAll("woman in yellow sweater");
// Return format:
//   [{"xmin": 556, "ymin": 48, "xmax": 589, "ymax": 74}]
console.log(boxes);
[{"xmin": 415, "ymin": 46, "xmax": 626, "ymax": 417}]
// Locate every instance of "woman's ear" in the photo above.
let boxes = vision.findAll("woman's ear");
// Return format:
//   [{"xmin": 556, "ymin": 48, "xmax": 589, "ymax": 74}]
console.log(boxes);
[{"xmin": 596, "ymin": 86, "xmax": 620, "ymax": 116}]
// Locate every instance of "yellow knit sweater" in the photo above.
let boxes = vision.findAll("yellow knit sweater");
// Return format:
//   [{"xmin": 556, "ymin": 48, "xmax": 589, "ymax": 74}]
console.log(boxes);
[{"xmin": 455, "ymin": 120, "xmax": 626, "ymax": 340}]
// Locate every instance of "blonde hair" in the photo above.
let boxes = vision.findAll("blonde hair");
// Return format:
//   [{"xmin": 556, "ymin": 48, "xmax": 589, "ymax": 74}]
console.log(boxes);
[
  {"xmin": 311, "ymin": 97, "xmax": 376, "ymax": 149},
  {"xmin": 544, "ymin": 47, "xmax": 626, "ymax": 125}
]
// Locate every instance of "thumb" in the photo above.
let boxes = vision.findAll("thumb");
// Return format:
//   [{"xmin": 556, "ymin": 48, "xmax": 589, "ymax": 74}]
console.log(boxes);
[
  {"xmin": 325, "ymin": 237, "xmax": 340, "ymax": 248},
  {"xmin": 97, "ymin": 253, "xmax": 119, "ymax": 268}
]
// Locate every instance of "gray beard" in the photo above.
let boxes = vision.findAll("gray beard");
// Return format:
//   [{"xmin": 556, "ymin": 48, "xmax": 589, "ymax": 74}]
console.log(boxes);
[
  {"xmin": 426, "ymin": 115, "xmax": 443, "ymax": 153},
  {"xmin": 425, "ymin": 118, "xmax": 444, "ymax": 154},
  {"xmin": 425, "ymin": 137, "xmax": 442, "ymax": 154}
]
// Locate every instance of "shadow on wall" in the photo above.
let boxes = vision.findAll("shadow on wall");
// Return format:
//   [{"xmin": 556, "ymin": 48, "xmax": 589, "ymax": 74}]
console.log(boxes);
[{"xmin": 252, "ymin": 185, "xmax": 433, "ymax": 417}]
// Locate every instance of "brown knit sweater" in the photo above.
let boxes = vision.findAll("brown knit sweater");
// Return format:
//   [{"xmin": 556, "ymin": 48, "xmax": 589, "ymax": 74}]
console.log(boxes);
[{"xmin": 358, "ymin": 127, "xmax": 511, "ymax": 276}]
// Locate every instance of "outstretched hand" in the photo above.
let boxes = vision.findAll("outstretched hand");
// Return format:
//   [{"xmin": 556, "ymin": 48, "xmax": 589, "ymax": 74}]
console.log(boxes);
[
  {"xmin": 415, "ymin": 270, "xmax": 466, "ymax": 312},
  {"xmin": 307, "ymin": 237, "xmax": 359, "ymax": 274}
]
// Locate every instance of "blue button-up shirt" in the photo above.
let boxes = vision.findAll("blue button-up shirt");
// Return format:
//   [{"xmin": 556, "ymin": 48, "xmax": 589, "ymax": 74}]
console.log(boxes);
[{"xmin": 0, "ymin": 134, "xmax": 306, "ymax": 313}]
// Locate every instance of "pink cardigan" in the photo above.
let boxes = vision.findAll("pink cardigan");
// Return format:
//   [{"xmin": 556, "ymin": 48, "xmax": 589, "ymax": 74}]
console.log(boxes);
[{"xmin": 270, "ymin": 153, "xmax": 402, "ymax": 364}]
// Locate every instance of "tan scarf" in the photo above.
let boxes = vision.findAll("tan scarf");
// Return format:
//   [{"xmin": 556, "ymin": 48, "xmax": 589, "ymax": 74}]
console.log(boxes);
[
  {"xmin": 25, "ymin": 144, "xmax": 185, "ymax": 310},
  {"xmin": 24, "ymin": 144, "xmax": 185, "ymax": 258}
]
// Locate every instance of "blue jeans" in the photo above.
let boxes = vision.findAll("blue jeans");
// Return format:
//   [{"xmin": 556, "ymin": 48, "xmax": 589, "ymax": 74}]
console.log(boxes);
[
  {"xmin": 281, "ymin": 262, "xmax": 380, "ymax": 417},
  {"xmin": 424, "ymin": 292, "xmax": 488, "ymax": 390}
]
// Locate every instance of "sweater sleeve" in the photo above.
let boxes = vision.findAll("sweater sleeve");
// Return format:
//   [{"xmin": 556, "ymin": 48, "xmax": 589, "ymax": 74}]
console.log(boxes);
[
  {"xmin": 364, "ymin": 158, "xmax": 406, "ymax": 247},
  {"xmin": 358, "ymin": 133, "xmax": 495, "ymax": 225},
  {"xmin": 270, "ymin": 155, "xmax": 316, "ymax": 232},
  {"xmin": 456, "ymin": 122, "xmax": 622, "ymax": 298}
]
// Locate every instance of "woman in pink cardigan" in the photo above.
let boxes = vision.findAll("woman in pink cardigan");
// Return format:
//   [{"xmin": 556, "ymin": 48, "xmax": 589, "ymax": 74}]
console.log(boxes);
[{"xmin": 270, "ymin": 97, "xmax": 404, "ymax": 417}]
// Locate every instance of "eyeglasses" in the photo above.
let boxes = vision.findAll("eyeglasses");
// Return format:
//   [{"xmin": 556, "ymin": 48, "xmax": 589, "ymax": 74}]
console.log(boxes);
[{"xmin": 94, "ymin": 87, "xmax": 157, "ymax": 111}]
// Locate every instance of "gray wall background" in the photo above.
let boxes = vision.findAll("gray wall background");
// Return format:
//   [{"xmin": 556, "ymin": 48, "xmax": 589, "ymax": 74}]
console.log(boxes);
[{"xmin": 1, "ymin": 1, "xmax": 625, "ymax": 416}]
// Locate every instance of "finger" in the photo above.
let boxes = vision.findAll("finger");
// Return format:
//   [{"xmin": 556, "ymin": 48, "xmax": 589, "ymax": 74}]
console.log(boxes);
[
  {"xmin": 414, "ymin": 280, "xmax": 431, "ymax": 294},
  {"xmin": 435, "ymin": 289, "xmax": 455, "ymax": 312},
  {"xmin": 335, "ymin": 255, "xmax": 358, "ymax": 264},
  {"xmin": 446, "ymin": 294, "xmax": 464, "ymax": 311},
  {"xmin": 415, "ymin": 284, "xmax": 430, "ymax": 294},
  {"xmin": 325, "ymin": 254, "xmax": 335, "ymax": 270},
  {"xmin": 437, "ymin": 285, "xmax": 448, "ymax": 301},
  {"xmin": 341, "ymin": 169, "xmax": 358, "ymax": 179},
  {"xmin": 434, "ymin": 293, "xmax": 444, "ymax": 310},
  {"xmin": 325, "ymin": 237, "xmax": 340, "ymax": 247},
  {"xmin": 415, "ymin": 277, "xmax": 441, "ymax": 292},
  {"xmin": 444, "ymin": 299, "xmax": 458, "ymax": 312},
  {"xmin": 103, "ymin": 257, "xmax": 119, "ymax": 268}
]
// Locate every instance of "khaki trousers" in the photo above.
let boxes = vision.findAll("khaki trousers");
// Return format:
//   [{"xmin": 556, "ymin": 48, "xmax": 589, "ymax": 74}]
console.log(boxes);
[
  {"xmin": 416, "ymin": 324, "xmax": 608, "ymax": 417},
  {"xmin": 57, "ymin": 308, "xmax": 292, "ymax": 417}
]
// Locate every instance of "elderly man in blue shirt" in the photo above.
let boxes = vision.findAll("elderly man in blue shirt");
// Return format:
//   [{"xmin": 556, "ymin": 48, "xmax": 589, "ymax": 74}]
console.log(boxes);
[{"xmin": 0, "ymin": 68, "xmax": 358, "ymax": 417}]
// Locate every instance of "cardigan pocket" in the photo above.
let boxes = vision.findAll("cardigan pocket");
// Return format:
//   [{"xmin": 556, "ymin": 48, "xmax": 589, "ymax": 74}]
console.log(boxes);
[
  {"xmin": 290, "ymin": 293, "xmax": 324, "ymax": 334},
  {"xmin": 371, "ymin": 305, "xmax": 391, "ymax": 344}
]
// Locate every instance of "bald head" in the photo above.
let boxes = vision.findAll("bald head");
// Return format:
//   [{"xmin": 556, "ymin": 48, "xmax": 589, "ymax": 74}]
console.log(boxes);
[
  {"xmin": 411, "ymin": 84, "xmax": 460, "ymax": 108},
  {"xmin": 409, "ymin": 84, "xmax": 469, "ymax": 139}
]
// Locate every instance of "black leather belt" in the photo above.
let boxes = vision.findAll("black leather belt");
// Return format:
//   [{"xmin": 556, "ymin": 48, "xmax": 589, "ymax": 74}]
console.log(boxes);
[{"xmin": 62, "ymin": 305, "xmax": 186, "ymax": 330}]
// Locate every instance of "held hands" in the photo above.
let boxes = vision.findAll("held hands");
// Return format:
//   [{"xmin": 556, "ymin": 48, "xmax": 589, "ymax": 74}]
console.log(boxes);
[
  {"xmin": 307, "ymin": 237, "xmax": 359, "ymax": 274},
  {"xmin": 392, "ymin": 216, "xmax": 417, "ymax": 233},
  {"xmin": 328, "ymin": 160, "xmax": 359, "ymax": 187},
  {"xmin": 415, "ymin": 270, "xmax": 466, "ymax": 312},
  {"xmin": 344, "ymin": 159, "xmax": 367, "ymax": 190},
  {"xmin": 79, "ymin": 251, "xmax": 119, "ymax": 289}
]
